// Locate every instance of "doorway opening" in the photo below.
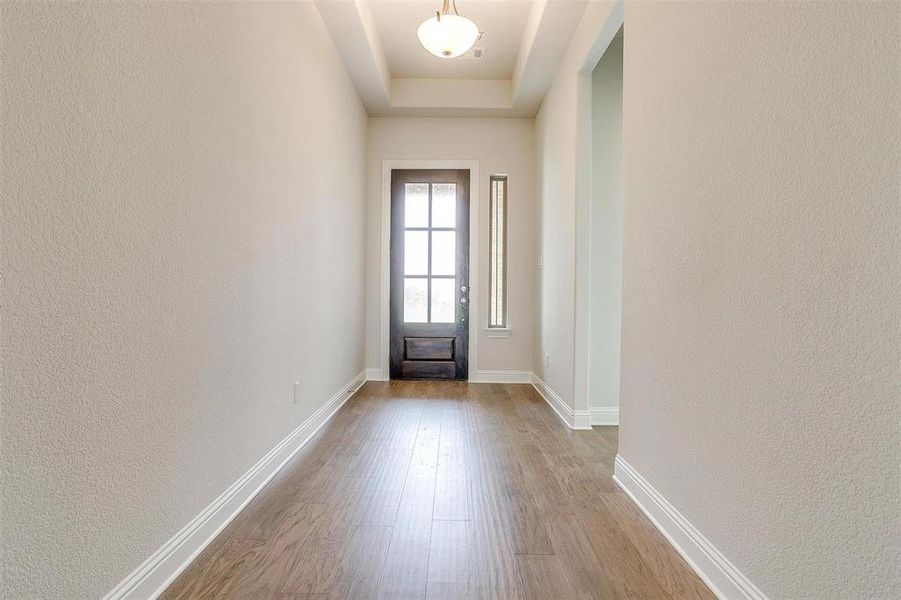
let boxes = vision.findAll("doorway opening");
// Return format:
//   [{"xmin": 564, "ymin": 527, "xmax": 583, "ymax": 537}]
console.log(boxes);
[
  {"xmin": 389, "ymin": 169, "xmax": 471, "ymax": 380},
  {"xmin": 587, "ymin": 26, "xmax": 623, "ymax": 423}
]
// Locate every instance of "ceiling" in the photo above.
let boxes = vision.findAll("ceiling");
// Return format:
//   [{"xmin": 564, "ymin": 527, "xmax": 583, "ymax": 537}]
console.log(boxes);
[
  {"xmin": 314, "ymin": 0, "xmax": 588, "ymax": 117},
  {"xmin": 370, "ymin": 1, "xmax": 533, "ymax": 80}
]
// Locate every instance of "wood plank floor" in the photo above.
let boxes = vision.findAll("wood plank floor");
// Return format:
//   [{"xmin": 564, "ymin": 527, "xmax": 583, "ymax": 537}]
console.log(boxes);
[{"xmin": 161, "ymin": 381, "xmax": 713, "ymax": 600}]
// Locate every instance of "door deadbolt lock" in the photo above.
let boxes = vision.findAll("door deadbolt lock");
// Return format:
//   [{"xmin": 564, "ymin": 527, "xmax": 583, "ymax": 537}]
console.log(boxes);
[{"xmin": 460, "ymin": 285, "xmax": 467, "ymax": 292}]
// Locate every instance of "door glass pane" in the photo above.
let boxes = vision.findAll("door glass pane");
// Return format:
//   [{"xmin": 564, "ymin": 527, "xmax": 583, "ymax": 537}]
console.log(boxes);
[
  {"xmin": 431, "ymin": 183, "xmax": 456, "ymax": 228},
  {"xmin": 431, "ymin": 231, "xmax": 455, "ymax": 276},
  {"xmin": 404, "ymin": 278, "xmax": 428, "ymax": 323},
  {"xmin": 404, "ymin": 231, "xmax": 428, "ymax": 275},
  {"xmin": 431, "ymin": 278, "xmax": 456, "ymax": 323},
  {"xmin": 405, "ymin": 183, "xmax": 429, "ymax": 227}
]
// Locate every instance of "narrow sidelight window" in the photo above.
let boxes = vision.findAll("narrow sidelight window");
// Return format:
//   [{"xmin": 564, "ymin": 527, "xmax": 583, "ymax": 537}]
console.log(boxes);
[{"xmin": 489, "ymin": 175, "xmax": 507, "ymax": 328}]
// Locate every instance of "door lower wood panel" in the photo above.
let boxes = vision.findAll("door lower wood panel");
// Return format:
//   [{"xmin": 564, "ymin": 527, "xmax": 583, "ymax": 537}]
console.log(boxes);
[{"xmin": 404, "ymin": 337, "xmax": 454, "ymax": 361}]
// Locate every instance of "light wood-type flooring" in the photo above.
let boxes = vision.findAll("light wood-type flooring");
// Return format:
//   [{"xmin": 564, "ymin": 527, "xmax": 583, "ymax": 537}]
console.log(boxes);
[{"xmin": 162, "ymin": 381, "xmax": 713, "ymax": 599}]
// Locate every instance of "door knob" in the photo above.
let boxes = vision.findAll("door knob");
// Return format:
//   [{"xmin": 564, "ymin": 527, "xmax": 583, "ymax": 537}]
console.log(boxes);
[
  {"xmin": 461, "ymin": 285, "xmax": 468, "ymax": 292},
  {"xmin": 460, "ymin": 297, "xmax": 467, "ymax": 304}
]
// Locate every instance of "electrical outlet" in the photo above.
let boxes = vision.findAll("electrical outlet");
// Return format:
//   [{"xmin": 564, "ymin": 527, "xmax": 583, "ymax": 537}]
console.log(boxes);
[
  {"xmin": 544, "ymin": 354, "xmax": 550, "ymax": 368},
  {"xmin": 293, "ymin": 381, "xmax": 301, "ymax": 404}
]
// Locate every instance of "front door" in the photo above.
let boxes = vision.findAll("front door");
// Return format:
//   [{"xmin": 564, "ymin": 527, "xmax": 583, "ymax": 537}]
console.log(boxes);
[{"xmin": 390, "ymin": 169, "xmax": 470, "ymax": 380}]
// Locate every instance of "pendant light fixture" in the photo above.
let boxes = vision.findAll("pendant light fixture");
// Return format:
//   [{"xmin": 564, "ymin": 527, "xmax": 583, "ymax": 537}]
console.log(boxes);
[{"xmin": 417, "ymin": 0, "xmax": 480, "ymax": 59}]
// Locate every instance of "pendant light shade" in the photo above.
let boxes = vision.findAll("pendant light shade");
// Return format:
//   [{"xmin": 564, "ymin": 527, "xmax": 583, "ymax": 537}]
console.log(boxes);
[{"xmin": 417, "ymin": 0, "xmax": 479, "ymax": 58}]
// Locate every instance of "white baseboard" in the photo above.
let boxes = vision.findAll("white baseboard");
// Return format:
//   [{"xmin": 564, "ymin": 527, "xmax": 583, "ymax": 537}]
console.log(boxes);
[
  {"xmin": 589, "ymin": 406, "xmax": 619, "ymax": 426},
  {"xmin": 530, "ymin": 374, "xmax": 591, "ymax": 430},
  {"xmin": 103, "ymin": 371, "xmax": 366, "ymax": 600},
  {"xmin": 613, "ymin": 455, "xmax": 768, "ymax": 600},
  {"xmin": 472, "ymin": 370, "xmax": 533, "ymax": 384},
  {"xmin": 364, "ymin": 367, "xmax": 387, "ymax": 381}
]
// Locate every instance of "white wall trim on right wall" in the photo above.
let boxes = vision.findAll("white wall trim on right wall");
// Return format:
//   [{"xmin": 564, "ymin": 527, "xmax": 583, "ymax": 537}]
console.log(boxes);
[
  {"xmin": 589, "ymin": 407, "xmax": 618, "ymax": 426},
  {"xmin": 473, "ymin": 370, "xmax": 532, "ymax": 384},
  {"xmin": 613, "ymin": 455, "xmax": 769, "ymax": 600},
  {"xmin": 531, "ymin": 374, "xmax": 591, "ymax": 430},
  {"xmin": 364, "ymin": 367, "xmax": 387, "ymax": 382}
]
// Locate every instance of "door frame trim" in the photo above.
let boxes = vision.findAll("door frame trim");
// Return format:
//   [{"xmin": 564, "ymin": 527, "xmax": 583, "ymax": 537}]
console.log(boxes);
[{"xmin": 380, "ymin": 159, "xmax": 480, "ymax": 382}]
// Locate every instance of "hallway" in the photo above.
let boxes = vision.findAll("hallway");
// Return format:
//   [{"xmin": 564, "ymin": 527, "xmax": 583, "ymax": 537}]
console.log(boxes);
[
  {"xmin": 4, "ymin": 2, "xmax": 898, "ymax": 598},
  {"xmin": 162, "ymin": 382, "xmax": 711, "ymax": 599}
]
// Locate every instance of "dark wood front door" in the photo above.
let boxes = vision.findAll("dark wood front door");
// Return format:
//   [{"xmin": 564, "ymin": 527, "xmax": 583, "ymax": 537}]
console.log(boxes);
[{"xmin": 390, "ymin": 169, "xmax": 470, "ymax": 380}]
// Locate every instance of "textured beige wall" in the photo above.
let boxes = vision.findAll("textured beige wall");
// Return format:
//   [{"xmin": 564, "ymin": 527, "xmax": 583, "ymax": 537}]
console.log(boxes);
[
  {"xmin": 365, "ymin": 117, "xmax": 536, "ymax": 374},
  {"xmin": 1, "ymin": 2, "xmax": 367, "ymax": 598},
  {"xmin": 534, "ymin": 81, "xmax": 578, "ymax": 400},
  {"xmin": 619, "ymin": 1, "xmax": 900, "ymax": 597}
]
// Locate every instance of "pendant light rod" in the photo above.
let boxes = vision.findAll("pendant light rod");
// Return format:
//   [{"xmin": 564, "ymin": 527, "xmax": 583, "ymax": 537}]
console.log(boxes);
[{"xmin": 436, "ymin": 0, "xmax": 460, "ymax": 21}]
